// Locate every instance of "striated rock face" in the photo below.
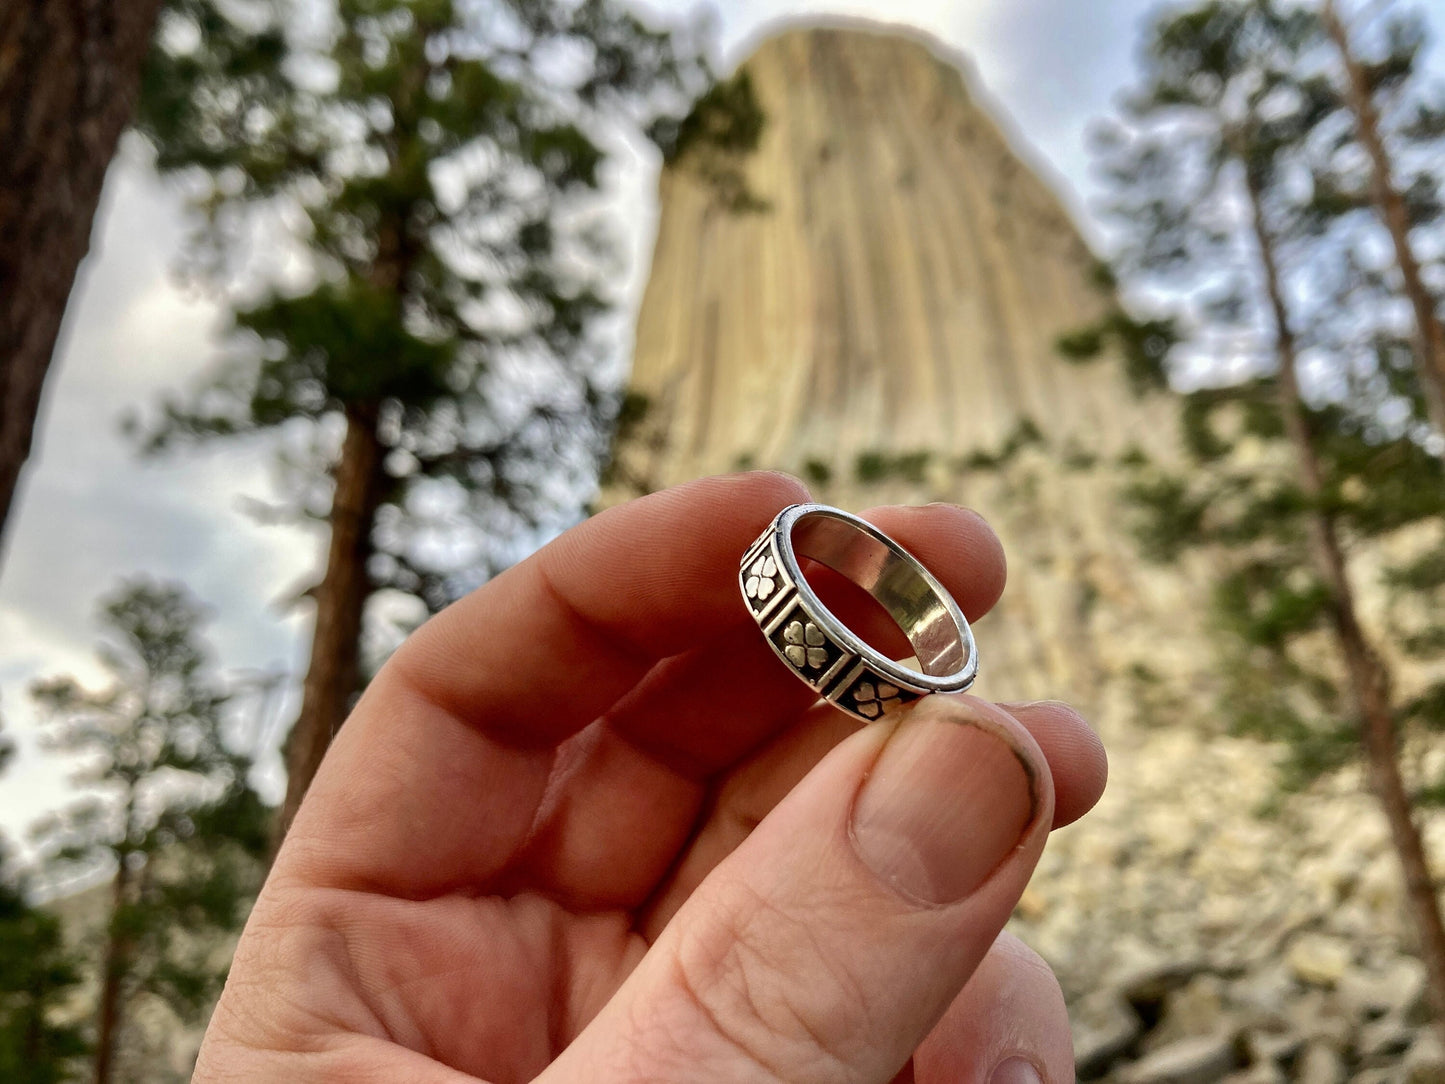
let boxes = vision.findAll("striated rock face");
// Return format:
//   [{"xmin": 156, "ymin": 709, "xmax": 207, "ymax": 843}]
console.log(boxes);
[
  {"xmin": 617, "ymin": 21, "xmax": 1445, "ymax": 1081},
  {"xmin": 632, "ymin": 25, "xmax": 1118, "ymax": 463},
  {"xmin": 619, "ymin": 22, "xmax": 1208, "ymax": 713}
]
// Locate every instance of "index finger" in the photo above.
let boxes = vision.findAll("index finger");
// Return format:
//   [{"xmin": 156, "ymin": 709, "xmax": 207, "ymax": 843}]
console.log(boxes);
[{"xmin": 280, "ymin": 472, "xmax": 812, "ymax": 894}]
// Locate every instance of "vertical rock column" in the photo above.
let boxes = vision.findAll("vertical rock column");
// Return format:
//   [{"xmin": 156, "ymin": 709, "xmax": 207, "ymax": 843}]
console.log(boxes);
[{"xmin": 616, "ymin": 24, "xmax": 1212, "ymax": 727}]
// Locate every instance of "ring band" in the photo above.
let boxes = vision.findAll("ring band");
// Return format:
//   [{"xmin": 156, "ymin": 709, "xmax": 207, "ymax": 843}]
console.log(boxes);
[{"xmin": 740, "ymin": 503, "xmax": 978, "ymax": 722}]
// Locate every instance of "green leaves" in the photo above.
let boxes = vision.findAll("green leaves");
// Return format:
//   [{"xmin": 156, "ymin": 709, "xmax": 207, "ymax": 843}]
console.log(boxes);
[
  {"xmin": 25, "ymin": 580, "xmax": 269, "ymax": 1054},
  {"xmin": 133, "ymin": 0, "xmax": 749, "ymax": 604},
  {"xmin": 854, "ymin": 449, "xmax": 932, "ymax": 485},
  {"xmin": 1123, "ymin": 471, "xmax": 1213, "ymax": 561},
  {"xmin": 0, "ymin": 863, "xmax": 88, "ymax": 1083},
  {"xmin": 650, "ymin": 69, "xmax": 768, "ymax": 212},
  {"xmin": 422, "ymin": 58, "xmax": 522, "ymax": 145},
  {"xmin": 654, "ymin": 69, "xmax": 766, "ymax": 162},
  {"xmin": 241, "ymin": 279, "xmax": 458, "ymax": 410},
  {"xmin": 0, "ymin": 582, "xmax": 264, "ymax": 1084},
  {"xmin": 0, "ymin": 726, "xmax": 88, "ymax": 1084},
  {"xmin": 137, "ymin": 0, "xmax": 296, "ymax": 183},
  {"xmin": 1075, "ymin": 0, "xmax": 1445, "ymax": 814},
  {"xmin": 1056, "ymin": 309, "xmax": 1177, "ymax": 395},
  {"xmin": 956, "ymin": 419, "xmax": 1047, "ymax": 473},
  {"xmin": 1216, "ymin": 560, "xmax": 1332, "ymax": 647}
]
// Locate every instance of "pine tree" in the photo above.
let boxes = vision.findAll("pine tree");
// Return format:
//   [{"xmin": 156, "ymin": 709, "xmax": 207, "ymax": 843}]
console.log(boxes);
[
  {"xmin": 29, "ymin": 581, "xmax": 269, "ymax": 1084},
  {"xmin": 1319, "ymin": 0, "xmax": 1445, "ymax": 435},
  {"xmin": 129, "ymin": 0, "xmax": 758, "ymax": 841},
  {"xmin": 0, "ymin": 724, "xmax": 89, "ymax": 1084},
  {"xmin": 1067, "ymin": 0, "xmax": 1445, "ymax": 1033}
]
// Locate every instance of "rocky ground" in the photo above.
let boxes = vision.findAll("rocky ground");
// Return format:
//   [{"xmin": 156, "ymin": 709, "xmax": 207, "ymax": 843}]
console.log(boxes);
[{"xmin": 1012, "ymin": 715, "xmax": 1445, "ymax": 1083}]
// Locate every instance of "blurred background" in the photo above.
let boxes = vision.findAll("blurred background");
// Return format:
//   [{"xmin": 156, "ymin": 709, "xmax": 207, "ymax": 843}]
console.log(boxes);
[{"xmin": 2, "ymin": 0, "xmax": 1444, "ymax": 1079}]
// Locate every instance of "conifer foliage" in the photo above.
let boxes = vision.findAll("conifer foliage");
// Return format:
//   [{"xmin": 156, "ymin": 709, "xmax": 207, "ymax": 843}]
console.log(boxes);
[
  {"xmin": 1069, "ymin": 0, "xmax": 1445, "ymax": 1033},
  {"xmin": 1319, "ymin": 0, "xmax": 1445, "ymax": 435},
  {"xmin": 0, "ymin": 727, "xmax": 88, "ymax": 1084},
  {"xmin": 130, "ymin": 0, "xmax": 758, "ymax": 838},
  {"xmin": 28, "ymin": 581, "xmax": 268, "ymax": 1083}
]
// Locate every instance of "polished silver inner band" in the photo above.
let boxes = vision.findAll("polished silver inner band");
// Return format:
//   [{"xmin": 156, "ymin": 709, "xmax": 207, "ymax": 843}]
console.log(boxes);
[{"xmin": 775, "ymin": 505, "xmax": 976, "ymax": 692}]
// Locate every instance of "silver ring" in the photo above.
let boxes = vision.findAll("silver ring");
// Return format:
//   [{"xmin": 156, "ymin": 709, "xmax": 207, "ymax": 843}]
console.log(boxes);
[{"xmin": 740, "ymin": 503, "xmax": 978, "ymax": 723}]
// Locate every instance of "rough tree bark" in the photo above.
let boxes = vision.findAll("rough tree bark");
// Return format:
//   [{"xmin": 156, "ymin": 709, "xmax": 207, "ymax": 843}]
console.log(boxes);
[
  {"xmin": 92, "ymin": 803, "xmax": 139, "ymax": 1084},
  {"xmin": 92, "ymin": 862, "xmax": 130, "ymax": 1084},
  {"xmin": 1321, "ymin": 0, "xmax": 1445, "ymax": 436},
  {"xmin": 274, "ymin": 401, "xmax": 387, "ymax": 845},
  {"xmin": 272, "ymin": 64, "xmax": 425, "ymax": 845},
  {"xmin": 1244, "ymin": 162, "xmax": 1445, "ymax": 1037},
  {"xmin": 0, "ymin": 0, "xmax": 167, "ymax": 553}
]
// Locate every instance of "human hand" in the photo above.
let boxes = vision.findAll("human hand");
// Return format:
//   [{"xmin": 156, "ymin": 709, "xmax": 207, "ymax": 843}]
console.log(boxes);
[{"xmin": 196, "ymin": 473, "xmax": 1107, "ymax": 1083}]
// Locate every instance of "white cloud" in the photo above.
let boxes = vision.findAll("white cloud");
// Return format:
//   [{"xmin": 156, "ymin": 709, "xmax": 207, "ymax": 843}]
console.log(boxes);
[{"xmin": 0, "ymin": 145, "xmax": 314, "ymax": 838}]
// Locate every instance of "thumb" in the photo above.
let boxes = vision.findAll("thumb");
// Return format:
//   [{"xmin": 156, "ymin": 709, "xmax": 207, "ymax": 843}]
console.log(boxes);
[{"xmin": 540, "ymin": 694, "xmax": 1054, "ymax": 1084}]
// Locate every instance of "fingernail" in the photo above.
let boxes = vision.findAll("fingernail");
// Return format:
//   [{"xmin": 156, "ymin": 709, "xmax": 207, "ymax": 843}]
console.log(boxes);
[
  {"xmin": 850, "ymin": 699, "xmax": 1037, "ymax": 905},
  {"xmin": 991, "ymin": 1056, "xmax": 1044, "ymax": 1084}
]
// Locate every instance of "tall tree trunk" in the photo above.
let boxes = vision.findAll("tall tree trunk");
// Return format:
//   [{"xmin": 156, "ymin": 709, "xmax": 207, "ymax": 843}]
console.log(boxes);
[
  {"xmin": 273, "ymin": 402, "xmax": 387, "ymax": 847},
  {"xmin": 1321, "ymin": 0, "xmax": 1445, "ymax": 436},
  {"xmin": 0, "ymin": 0, "xmax": 166, "ymax": 554},
  {"xmin": 270, "ymin": 52, "xmax": 427, "ymax": 847},
  {"xmin": 1244, "ymin": 163, "xmax": 1445, "ymax": 1037},
  {"xmin": 22, "ymin": 971, "xmax": 46, "ymax": 1070},
  {"xmin": 92, "ymin": 855, "xmax": 133, "ymax": 1084}
]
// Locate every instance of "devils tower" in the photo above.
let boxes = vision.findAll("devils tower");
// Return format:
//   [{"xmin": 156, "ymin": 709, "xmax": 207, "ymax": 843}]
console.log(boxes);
[
  {"xmin": 615, "ymin": 22, "xmax": 1445, "ymax": 1071},
  {"xmin": 617, "ymin": 23, "xmax": 1209, "ymax": 717}
]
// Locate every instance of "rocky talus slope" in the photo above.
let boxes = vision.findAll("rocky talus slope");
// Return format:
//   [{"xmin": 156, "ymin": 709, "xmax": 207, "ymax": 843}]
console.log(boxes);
[{"xmin": 613, "ymin": 22, "xmax": 1445, "ymax": 1082}]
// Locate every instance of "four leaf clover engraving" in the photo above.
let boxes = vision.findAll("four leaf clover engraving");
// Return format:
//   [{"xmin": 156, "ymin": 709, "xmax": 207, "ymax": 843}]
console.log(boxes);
[
  {"xmin": 745, "ymin": 554, "xmax": 779, "ymax": 604},
  {"xmin": 853, "ymin": 680, "xmax": 904, "ymax": 719},
  {"xmin": 783, "ymin": 619, "xmax": 829, "ymax": 670},
  {"xmin": 746, "ymin": 546, "xmax": 913, "ymax": 717}
]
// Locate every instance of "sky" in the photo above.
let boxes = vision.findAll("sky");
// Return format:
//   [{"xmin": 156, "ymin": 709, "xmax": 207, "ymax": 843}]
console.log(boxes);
[{"xmin": 1, "ymin": 0, "xmax": 1439, "ymax": 837}]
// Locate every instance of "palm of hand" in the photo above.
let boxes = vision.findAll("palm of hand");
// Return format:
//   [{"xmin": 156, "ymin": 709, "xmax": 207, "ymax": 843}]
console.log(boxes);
[{"xmin": 234, "ymin": 673, "xmax": 854, "ymax": 1080}]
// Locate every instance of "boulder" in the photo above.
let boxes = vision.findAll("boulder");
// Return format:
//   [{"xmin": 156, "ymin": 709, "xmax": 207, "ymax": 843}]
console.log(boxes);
[
  {"xmin": 1121, "ymin": 1035, "xmax": 1239, "ymax": 1084},
  {"xmin": 1337, "ymin": 955, "xmax": 1429, "ymax": 1024},
  {"xmin": 1286, "ymin": 934, "xmax": 1354, "ymax": 988},
  {"xmin": 1405, "ymin": 1032, "xmax": 1445, "ymax": 1084},
  {"xmin": 1073, "ymin": 989, "xmax": 1143, "ymax": 1080},
  {"xmin": 1242, "ymin": 1026, "xmax": 1303, "ymax": 1068},
  {"xmin": 1283, "ymin": 989, "xmax": 1354, "ymax": 1049},
  {"xmin": 1146, "ymin": 974, "xmax": 1239, "ymax": 1051},
  {"xmin": 1120, "ymin": 960, "xmax": 1210, "ymax": 1019},
  {"xmin": 1226, "ymin": 964, "xmax": 1297, "ymax": 1030},
  {"xmin": 1293, "ymin": 1041, "xmax": 1345, "ymax": 1084},
  {"xmin": 1221, "ymin": 1063, "xmax": 1286, "ymax": 1084},
  {"xmin": 1357, "ymin": 1013, "xmax": 1415, "ymax": 1064}
]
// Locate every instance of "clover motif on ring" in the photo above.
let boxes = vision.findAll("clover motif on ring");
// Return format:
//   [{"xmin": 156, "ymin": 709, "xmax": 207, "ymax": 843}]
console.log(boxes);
[
  {"xmin": 853, "ymin": 680, "xmax": 904, "ymax": 719},
  {"xmin": 745, "ymin": 554, "xmax": 779, "ymax": 603},
  {"xmin": 782, "ymin": 619, "xmax": 829, "ymax": 671}
]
